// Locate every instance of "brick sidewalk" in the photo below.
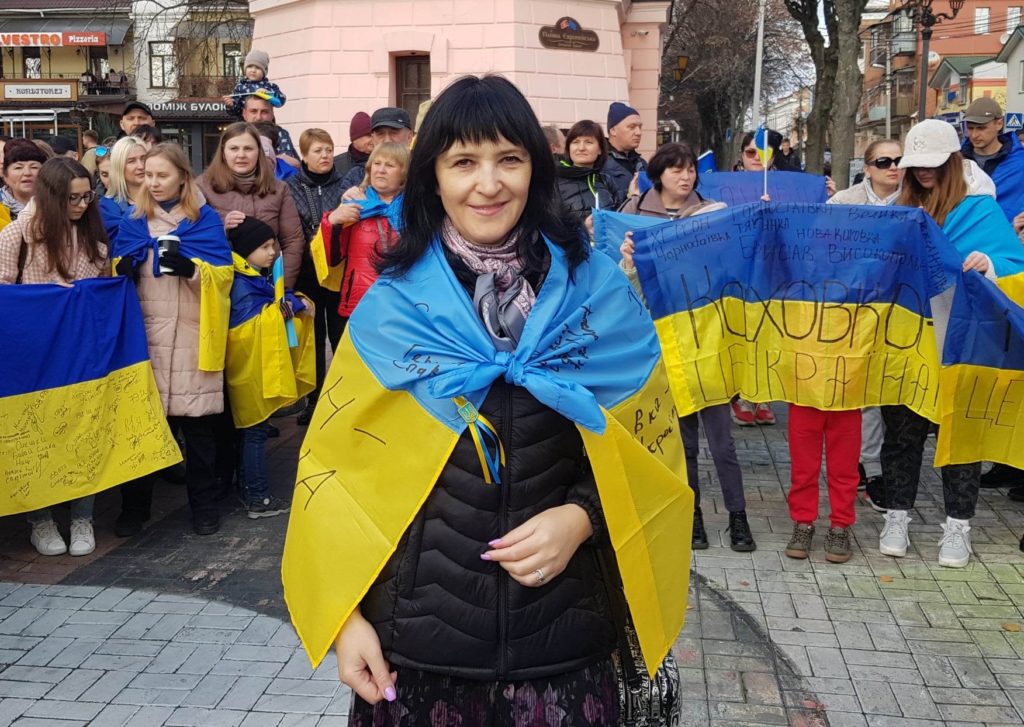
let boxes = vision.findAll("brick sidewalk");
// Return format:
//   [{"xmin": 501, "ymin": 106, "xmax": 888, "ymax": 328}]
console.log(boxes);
[{"xmin": 1, "ymin": 412, "xmax": 1023, "ymax": 725}]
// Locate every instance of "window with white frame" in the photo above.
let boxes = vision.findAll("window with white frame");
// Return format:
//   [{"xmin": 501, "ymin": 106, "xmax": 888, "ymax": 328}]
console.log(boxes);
[
  {"xmin": 1020, "ymin": 60, "xmax": 1024, "ymax": 92},
  {"xmin": 1010, "ymin": 7, "xmax": 1023, "ymax": 29},
  {"xmin": 149, "ymin": 41, "xmax": 176, "ymax": 88},
  {"xmin": 975, "ymin": 7, "xmax": 990, "ymax": 34}
]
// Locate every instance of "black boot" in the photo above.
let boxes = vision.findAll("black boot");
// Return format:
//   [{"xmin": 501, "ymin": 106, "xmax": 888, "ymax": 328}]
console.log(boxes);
[
  {"xmin": 728, "ymin": 510, "xmax": 756, "ymax": 552},
  {"xmin": 981, "ymin": 463, "xmax": 1024, "ymax": 488},
  {"xmin": 692, "ymin": 507, "xmax": 709, "ymax": 550}
]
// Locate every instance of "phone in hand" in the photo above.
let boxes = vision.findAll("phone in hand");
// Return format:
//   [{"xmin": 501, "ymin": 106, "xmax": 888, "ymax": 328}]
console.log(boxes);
[{"xmin": 157, "ymin": 235, "xmax": 181, "ymax": 274}]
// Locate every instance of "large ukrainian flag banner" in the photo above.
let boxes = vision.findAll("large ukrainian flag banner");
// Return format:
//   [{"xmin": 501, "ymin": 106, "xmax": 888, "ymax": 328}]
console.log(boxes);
[
  {"xmin": 283, "ymin": 238, "xmax": 693, "ymax": 678},
  {"xmin": 0, "ymin": 278, "xmax": 181, "ymax": 516}
]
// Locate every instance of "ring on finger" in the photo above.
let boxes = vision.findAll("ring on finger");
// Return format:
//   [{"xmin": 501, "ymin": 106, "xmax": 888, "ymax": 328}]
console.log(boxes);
[{"xmin": 534, "ymin": 568, "xmax": 546, "ymax": 585}]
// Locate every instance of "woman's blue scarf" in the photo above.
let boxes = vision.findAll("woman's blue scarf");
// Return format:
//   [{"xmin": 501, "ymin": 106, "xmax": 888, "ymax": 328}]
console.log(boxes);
[{"xmin": 350, "ymin": 186, "xmax": 404, "ymax": 233}]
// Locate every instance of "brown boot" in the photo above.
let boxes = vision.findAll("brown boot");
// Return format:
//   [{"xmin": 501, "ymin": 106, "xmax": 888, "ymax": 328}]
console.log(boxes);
[
  {"xmin": 784, "ymin": 523, "xmax": 814, "ymax": 559},
  {"xmin": 825, "ymin": 527, "xmax": 853, "ymax": 564}
]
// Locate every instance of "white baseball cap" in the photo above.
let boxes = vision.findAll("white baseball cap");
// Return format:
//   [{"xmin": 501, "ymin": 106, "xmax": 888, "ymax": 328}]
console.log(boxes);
[{"xmin": 898, "ymin": 119, "xmax": 962, "ymax": 169}]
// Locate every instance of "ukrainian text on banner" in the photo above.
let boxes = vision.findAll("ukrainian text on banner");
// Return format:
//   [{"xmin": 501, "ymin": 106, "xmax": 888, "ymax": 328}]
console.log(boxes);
[
  {"xmin": 697, "ymin": 171, "xmax": 829, "ymax": 206},
  {"xmin": 621, "ymin": 203, "xmax": 961, "ymax": 419},
  {"xmin": 936, "ymin": 271, "xmax": 1024, "ymax": 469},
  {"xmin": 0, "ymin": 277, "xmax": 181, "ymax": 516}
]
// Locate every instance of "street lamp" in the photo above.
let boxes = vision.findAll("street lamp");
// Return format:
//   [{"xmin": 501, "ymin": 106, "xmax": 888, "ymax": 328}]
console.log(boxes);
[{"xmin": 903, "ymin": 0, "xmax": 965, "ymax": 121}]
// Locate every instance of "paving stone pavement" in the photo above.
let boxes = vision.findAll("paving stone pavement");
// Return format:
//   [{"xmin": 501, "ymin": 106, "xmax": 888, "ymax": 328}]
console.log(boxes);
[{"xmin": 1, "ymin": 411, "xmax": 1023, "ymax": 725}]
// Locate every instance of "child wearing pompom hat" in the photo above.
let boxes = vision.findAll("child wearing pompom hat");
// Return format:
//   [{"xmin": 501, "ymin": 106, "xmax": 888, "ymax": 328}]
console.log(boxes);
[{"xmin": 224, "ymin": 49, "xmax": 288, "ymax": 119}]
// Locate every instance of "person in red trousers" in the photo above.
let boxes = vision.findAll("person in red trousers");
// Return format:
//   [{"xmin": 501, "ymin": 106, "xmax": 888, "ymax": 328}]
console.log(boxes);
[{"xmin": 784, "ymin": 406, "xmax": 862, "ymax": 563}]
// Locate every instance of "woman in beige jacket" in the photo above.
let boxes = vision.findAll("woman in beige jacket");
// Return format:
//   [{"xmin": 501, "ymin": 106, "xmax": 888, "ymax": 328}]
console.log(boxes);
[
  {"xmin": 113, "ymin": 143, "xmax": 232, "ymax": 537},
  {"xmin": 0, "ymin": 157, "xmax": 109, "ymax": 557}
]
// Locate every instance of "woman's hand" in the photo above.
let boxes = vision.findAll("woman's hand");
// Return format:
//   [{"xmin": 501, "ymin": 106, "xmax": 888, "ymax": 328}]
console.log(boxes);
[
  {"xmin": 825, "ymin": 176, "xmax": 837, "ymax": 197},
  {"xmin": 1013, "ymin": 211, "xmax": 1024, "ymax": 235},
  {"xmin": 620, "ymin": 231, "xmax": 636, "ymax": 271},
  {"xmin": 328, "ymin": 204, "xmax": 361, "ymax": 227},
  {"xmin": 482, "ymin": 504, "xmax": 593, "ymax": 588},
  {"xmin": 963, "ymin": 251, "xmax": 991, "ymax": 274},
  {"xmin": 335, "ymin": 607, "xmax": 397, "ymax": 705},
  {"xmin": 760, "ymin": 194, "xmax": 772, "ymax": 202},
  {"xmin": 224, "ymin": 210, "xmax": 246, "ymax": 231},
  {"xmin": 341, "ymin": 186, "xmax": 367, "ymax": 203}
]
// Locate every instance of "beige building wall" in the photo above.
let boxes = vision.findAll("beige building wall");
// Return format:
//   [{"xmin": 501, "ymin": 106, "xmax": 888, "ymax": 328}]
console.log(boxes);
[{"xmin": 249, "ymin": 0, "xmax": 668, "ymax": 155}]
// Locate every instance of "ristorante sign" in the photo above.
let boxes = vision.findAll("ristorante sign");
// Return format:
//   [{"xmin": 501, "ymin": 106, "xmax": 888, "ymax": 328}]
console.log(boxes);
[
  {"xmin": 0, "ymin": 32, "xmax": 107, "ymax": 47},
  {"xmin": 538, "ymin": 17, "xmax": 599, "ymax": 52}
]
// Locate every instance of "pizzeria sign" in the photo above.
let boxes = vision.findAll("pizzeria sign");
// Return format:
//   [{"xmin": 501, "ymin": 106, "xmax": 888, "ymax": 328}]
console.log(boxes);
[{"xmin": 0, "ymin": 32, "xmax": 107, "ymax": 47}]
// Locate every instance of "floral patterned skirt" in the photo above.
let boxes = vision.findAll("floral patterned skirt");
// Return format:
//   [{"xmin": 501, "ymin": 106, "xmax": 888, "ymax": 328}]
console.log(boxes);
[{"xmin": 348, "ymin": 658, "xmax": 620, "ymax": 727}]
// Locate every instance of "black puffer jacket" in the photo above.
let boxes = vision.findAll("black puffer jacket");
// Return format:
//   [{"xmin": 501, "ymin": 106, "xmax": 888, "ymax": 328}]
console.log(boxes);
[
  {"xmin": 555, "ymin": 160, "xmax": 619, "ymax": 227},
  {"xmin": 286, "ymin": 163, "xmax": 347, "ymax": 289},
  {"xmin": 361, "ymin": 375, "xmax": 620, "ymax": 680}
]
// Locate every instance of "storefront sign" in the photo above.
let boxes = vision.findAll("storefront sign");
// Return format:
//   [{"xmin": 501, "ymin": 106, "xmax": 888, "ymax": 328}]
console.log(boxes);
[
  {"xmin": 3, "ymin": 83, "xmax": 73, "ymax": 100},
  {"xmin": 539, "ymin": 17, "xmax": 599, "ymax": 52},
  {"xmin": 0, "ymin": 31, "xmax": 107, "ymax": 47},
  {"xmin": 149, "ymin": 101, "xmax": 228, "ymax": 116}
]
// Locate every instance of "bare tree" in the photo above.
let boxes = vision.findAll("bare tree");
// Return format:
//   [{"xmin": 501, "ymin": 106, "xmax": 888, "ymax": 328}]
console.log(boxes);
[{"xmin": 783, "ymin": 0, "xmax": 868, "ymax": 184}]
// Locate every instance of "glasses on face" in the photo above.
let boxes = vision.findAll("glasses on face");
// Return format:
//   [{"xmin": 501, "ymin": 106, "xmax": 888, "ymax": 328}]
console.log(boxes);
[
  {"xmin": 743, "ymin": 148, "xmax": 759, "ymax": 158},
  {"xmin": 868, "ymin": 156, "xmax": 902, "ymax": 170},
  {"xmin": 95, "ymin": 146, "xmax": 109, "ymax": 158},
  {"xmin": 68, "ymin": 191, "xmax": 96, "ymax": 206}
]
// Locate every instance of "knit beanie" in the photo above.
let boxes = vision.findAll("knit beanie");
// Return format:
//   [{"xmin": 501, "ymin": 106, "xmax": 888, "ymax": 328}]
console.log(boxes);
[
  {"xmin": 2, "ymin": 138, "xmax": 48, "ymax": 171},
  {"xmin": 228, "ymin": 216, "xmax": 275, "ymax": 261},
  {"xmin": 607, "ymin": 102, "xmax": 640, "ymax": 131},
  {"xmin": 244, "ymin": 50, "xmax": 270, "ymax": 74},
  {"xmin": 349, "ymin": 112, "xmax": 372, "ymax": 140}
]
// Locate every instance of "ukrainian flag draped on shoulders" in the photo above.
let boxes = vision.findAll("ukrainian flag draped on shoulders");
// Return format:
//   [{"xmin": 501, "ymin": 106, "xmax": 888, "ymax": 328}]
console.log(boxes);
[
  {"xmin": 113, "ymin": 205, "xmax": 233, "ymax": 371},
  {"xmin": 283, "ymin": 237, "xmax": 694, "ymax": 677},
  {"xmin": 942, "ymin": 194, "xmax": 1024, "ymax": 302},
  {"xmin": 0, "ymin": 277, "xmax": 181, "ymax": 516},
  {"xmin": 226, "ymin": 253, "xmax": 315, "ymax": 428}
]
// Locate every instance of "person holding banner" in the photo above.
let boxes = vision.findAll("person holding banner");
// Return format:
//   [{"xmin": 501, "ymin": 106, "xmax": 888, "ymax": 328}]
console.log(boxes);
[
  {"xmin": 618, "ymin": 142, "xmax": 755, "ymax": 553},
  {"xmin": 99, "ymin": 136, "xmax": 148, "ymax": 245},
  {"xmin": 555, "ymin": 120, "xmax": 619, "ymax": 227},
  {"xmin": 113, "ymin": 143, "xmax": 233, "ymax": 537},
  {"xmin": 320, "ymin": 141, "xmax": 406, "ymax": 326},
  {"xmin": 0, "ymin": 157, "xmax": 110, "ymax": 556},
  {"xmin": 283, "ymin": 75, "xmax": 691, "ymax": 724},
  {"xmin": 882, "ymin": 119, "xmax": 1024, "ymax": 567},
  {"xmin": 828, "ymin": 139, "xmax": 904, "ymax": 507}
]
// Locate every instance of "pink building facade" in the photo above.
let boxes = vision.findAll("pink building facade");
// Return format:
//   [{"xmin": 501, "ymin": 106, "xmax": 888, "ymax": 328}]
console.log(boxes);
[{"xmin": 249, "ymin": 0, "xmax": 670, "ymax": 155}]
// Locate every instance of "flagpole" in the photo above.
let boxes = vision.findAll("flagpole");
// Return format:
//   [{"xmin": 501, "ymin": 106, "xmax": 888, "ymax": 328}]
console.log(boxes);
[{"xmin": 752, "ymin": 0, "xmax": 768, "ymax": 198}]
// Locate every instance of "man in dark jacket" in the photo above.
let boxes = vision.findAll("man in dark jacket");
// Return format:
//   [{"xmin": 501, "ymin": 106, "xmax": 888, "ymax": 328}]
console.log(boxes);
[
  {"xmin": 339, "ymin": 107, "xmax": 413, "ymax": 191},
  {"xmin": 601, "ymin": 101, "xmax": 647, "ymax": 201},
  {"xmin": 960, "ymin": 97, "xmax": 1024, "ymax": 224},
  {"xmin": 333, "ymin": 111, "xmax": 373, "ymax": 179},
  {"xmin": 775, "ymin": 138, "xmax": 802, "ymax": 171}
]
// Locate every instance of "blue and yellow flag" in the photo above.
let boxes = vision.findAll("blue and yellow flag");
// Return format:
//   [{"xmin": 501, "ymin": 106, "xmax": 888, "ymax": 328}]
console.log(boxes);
[
  {"xmin": 754, "ymin": 126, "xmax": 773, "ymax": 167},
  {"xmin": 226, "ymin": 254, "xmax": 315, "ymax": 428},
  {"xmin": 0, "ymin": 278, "xmax": 181, "ymax": 516},
  {"xmin": 282, "ymin": 239, "xmax": 693, "ymax": 677},
  {"xmin": 595, "ymin": 203, "xmax": 962, "ymax": 420},
  {"xmin": 114, "ymin": 206, "xmax": 233, "ymax": 372}
]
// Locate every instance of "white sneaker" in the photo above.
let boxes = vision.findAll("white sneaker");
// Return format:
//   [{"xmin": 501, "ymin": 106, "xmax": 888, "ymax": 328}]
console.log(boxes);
[
  {"xmin": 938, "ymin": 518, "xmax": 973, "ymax": 568},
  {"xmin": 30, "ymin": 520, "xmax": 67, "ymax": 556},
  {"xmin": 68, "ymin": 519, "xmax": 95, "ymax": 557},
  {"xmin": 879, "ymin": 510, "xmax": 911, "ymax": 557}
]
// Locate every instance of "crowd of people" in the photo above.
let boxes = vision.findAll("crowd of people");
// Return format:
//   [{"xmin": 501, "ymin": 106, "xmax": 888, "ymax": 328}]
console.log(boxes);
[{"xmin": 2, "ymin": 58, "xmax": 1024, "ymax": 723}]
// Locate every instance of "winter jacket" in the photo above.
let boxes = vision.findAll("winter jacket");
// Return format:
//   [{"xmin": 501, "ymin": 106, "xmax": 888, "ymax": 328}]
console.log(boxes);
[
  {"xmin": 555, "ymin": 160, "xmax": 619, "ymax": 226},
  {"xmin": 0, "ymin": 199, "xmax": 109, "ymax": 284},
  {"xmin": 285, "ymin": 164, "xmax": 348, "ymax": 242},
  {"xmin": 827, "ymin": 179, "xmax": 899, "ymax": 206},
  {"xmin": 960, "ymin": 132, "xmax": 1024, "ymax": 222},
  {"xmin": 602, "ymin": 148, "xmax": 647, "ymax": 202},
  {"xmin": 339, "ymin": 162, "xmax": 368, "ymax": 192},
  {"xmin": 196, "ymin": 174, "xmax": 304, "ymax": 288},
  {"xmin": 775, "ymin": 150, "xmax": 802, "ymax": 172},
  {"xmin": 320, "ymin": 211, "xmax": 398, "ymax": 317},
  {"xmin": 130, "ymin": 199, "xmax": 227, "ymax": 418},
  {"xmin": 360, "ymin": 368, "xmax": 618, "ymax": 680},
  {"xmin": 99, "ymin": 196, "xmax": 132, "ymax": 246},
  {"xmin": 333, "ymin": 145, "xmax": 370, "ymax": 180},
  {"xmin": 227, "ymin": 78, "xmax": 287, "ymax": 119}
]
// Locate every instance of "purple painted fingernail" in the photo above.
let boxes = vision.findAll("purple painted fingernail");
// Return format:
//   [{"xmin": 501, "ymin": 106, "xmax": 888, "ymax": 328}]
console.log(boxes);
[
  {"xmin": 480, "ymin": 553, "xmax": 492, "ymax": 561},
  {"xmin": 488, "ymin": 539, "xmax": 501, "ymax": 547},
  {"xmin": 384, "ymin": 686, "xmax": 396, "ymax": 702}
]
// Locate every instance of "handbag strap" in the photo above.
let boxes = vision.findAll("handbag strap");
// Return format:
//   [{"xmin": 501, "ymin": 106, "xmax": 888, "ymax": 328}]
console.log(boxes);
[{"xmin": 14, "ymin": 232, "xmax": 27, "ymax": 285}]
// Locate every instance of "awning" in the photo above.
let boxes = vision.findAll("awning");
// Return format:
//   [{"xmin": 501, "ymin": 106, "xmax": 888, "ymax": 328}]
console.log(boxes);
[
  {"xmin": 0, "ymin": 18, "xmax": 131, "ymax": 45},
  {"xmin": 173, "ymin": 19, "xmax": 253, "ymax": 40}
]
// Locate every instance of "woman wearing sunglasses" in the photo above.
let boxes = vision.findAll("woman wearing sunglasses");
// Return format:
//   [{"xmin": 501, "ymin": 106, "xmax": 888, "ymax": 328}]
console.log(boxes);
[
  {"xmin": 0, "ymin": 157, "xmax": 110, "ymax": 557},
  {"xmin": 875, "ymin": 119, "xmax": 1024, "ymax": 568}
]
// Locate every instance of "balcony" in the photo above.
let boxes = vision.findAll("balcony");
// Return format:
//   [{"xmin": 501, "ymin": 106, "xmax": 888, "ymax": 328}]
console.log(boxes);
[
  {"xmin": 177, "ymin": 75, "xmax": 234, "ymax": 99},
  {"xmin": 892, "ymin": 31, "xmax": 916, "ymax": 56}
]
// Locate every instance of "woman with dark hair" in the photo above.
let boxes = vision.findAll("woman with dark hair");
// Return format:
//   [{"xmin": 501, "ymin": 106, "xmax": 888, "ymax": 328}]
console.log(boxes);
[
  {"xmin": 197, "ymin": 122, "xmax": 304, "ymax": 288},
  {"xmin": 555, "ymin": 119, "xmax": 618, "ymax": 226},
  {"xmin": 283, "ymin": 75, "xmax": 690, "ymax": 725},
  {"xmin": 874, "ymin": 119, "xmax": 1024, "ymax": 568},
  {"xmin": 1, "ymin": 139, "xmax": 48, "ymax": 221},
  {"xmin": 0, "ymin": 157, "xmax": 109, "ymax": 556},
  {"xmin": 619, "ymin": 142, "xmax": 754, "ymax": 554}
]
